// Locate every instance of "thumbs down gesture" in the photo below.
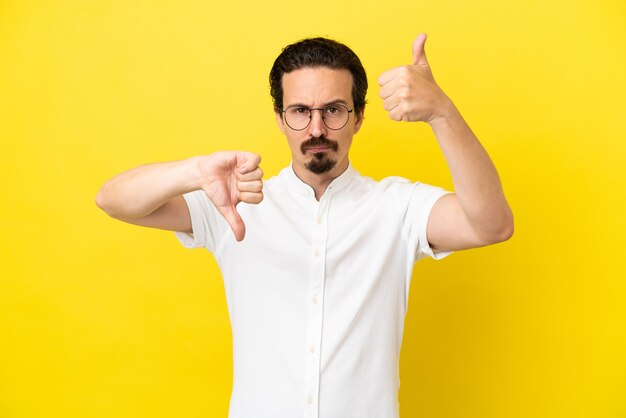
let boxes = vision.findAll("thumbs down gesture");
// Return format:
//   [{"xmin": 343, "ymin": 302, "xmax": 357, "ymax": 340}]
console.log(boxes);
[{"xmin": 198, "ymin": 151, "xmax": 263, "ymax": 241}]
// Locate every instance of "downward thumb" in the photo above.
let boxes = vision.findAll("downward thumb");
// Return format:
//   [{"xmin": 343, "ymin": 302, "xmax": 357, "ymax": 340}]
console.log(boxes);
[
  {"xmin": 220, "ymin": 205, "xmax": 246, "ymax": 241},
  {"xmin": 412, "ymin": 33, "xmax": 429, "ymax": 66}
]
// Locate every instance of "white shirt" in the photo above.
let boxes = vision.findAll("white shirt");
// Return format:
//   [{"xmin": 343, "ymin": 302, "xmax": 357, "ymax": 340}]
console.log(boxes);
[{"xmin": 175, "ymin": 163, "xmax": 452, "ymax": 418}]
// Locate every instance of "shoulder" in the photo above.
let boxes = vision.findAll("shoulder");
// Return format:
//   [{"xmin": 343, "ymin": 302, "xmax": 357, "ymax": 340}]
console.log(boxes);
[
  {"xmin": 370, "ymin": 173, "xmax": 446, "ymax": 197},
  {"xmin": 341, "ymin": 172, "xmax": 416, "ymax": 213},
  {"xmin": 349, "ymin": 171, "xmax": 449, "ymax": 211},
  {"xmin": 349, "ymin": 171, "xmax": 414, "ymax": 195}
]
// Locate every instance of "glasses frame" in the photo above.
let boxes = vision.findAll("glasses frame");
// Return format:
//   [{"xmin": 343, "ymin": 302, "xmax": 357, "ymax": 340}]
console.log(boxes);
[{"xmin": 281, "ymin": 104, "xmax": 354, "ymax": 131}]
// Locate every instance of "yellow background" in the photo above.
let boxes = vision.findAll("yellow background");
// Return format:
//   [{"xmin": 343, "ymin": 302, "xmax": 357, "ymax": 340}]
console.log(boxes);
[{"xmin": 1, "ymin": 1, "xmax": 624, "ymax": 417}]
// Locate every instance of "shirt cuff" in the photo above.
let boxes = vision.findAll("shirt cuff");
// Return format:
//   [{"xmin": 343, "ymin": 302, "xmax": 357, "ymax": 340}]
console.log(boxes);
[
  {"xmin": 418, "ymin": 191, "xmax": 454, "ymax": 260},
  {"xmin": 174, "ymin": 191, "xmax": 207, "ymax": 249}
]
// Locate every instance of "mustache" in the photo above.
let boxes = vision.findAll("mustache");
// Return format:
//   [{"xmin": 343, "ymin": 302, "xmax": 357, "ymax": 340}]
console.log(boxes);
[{"xmin": 300, "ymin": 136, "xmax": 339, "ymax": 154}]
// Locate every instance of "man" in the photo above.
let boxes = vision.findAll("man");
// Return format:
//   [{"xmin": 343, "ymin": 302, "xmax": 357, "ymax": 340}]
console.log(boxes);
[{"xmin": 96, "ymin": 34, "xmax": 513, "ymax": 418}]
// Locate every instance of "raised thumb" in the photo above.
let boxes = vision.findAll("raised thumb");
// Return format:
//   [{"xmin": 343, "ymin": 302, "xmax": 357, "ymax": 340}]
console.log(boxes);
[{"xmin": 412, "ymin": 33, "xmax": 429, "ymax": 66}]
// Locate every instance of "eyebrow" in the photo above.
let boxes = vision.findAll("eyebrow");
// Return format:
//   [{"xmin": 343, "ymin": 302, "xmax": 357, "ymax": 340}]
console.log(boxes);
[{"xmin": 286, "ymin": 99, "xmax": 350, "ymax": 108}]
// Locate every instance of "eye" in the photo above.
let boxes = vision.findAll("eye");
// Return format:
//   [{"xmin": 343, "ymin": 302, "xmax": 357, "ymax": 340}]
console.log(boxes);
[
  {"xmin": 289, "ymin": 106, "xmax": 309, "ymax": 114},
  {"xmin": 325, "ymin": 106, "xmax": 340, "ymax": 114}
]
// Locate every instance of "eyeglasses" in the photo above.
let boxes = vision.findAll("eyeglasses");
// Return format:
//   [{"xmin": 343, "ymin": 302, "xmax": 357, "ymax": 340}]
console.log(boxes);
[{"xmin": 282, "ymin": 104, "xmax": 353, "ymax": 131}]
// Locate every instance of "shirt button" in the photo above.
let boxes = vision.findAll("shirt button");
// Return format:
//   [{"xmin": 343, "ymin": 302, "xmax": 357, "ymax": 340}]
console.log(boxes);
[
  {"xmin": 309, "ymin": 346, "xmax": 316, "ymax": 353},
  {"xmin": 312, "ymin": 297, "xmax": 318, "ymax": 304},
  {"xmin": 307, "ymin": 395, "xmax": 313, "ymax": 405},
  {"xmin": 314, "ymin": 250, "xmax": 320, "ymax": 257},
  {"xmin": 316, "ymin": 217, "xmax": 323, "ymax": 224}
]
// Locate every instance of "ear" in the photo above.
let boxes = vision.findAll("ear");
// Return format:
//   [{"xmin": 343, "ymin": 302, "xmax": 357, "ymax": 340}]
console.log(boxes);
[
  {"xmin": 353, "ymin": 109, "xmax": 365, "ymax": 134},
  {"xmin": 275, "ymin": 111, "xmax": 286, "ymax": 135}
]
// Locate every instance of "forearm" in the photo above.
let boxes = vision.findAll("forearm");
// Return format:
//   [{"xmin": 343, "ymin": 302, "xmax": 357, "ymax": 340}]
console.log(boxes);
[
  {"xmin": 96, "ymin": 157, "xmax": 200, "ymax": 220},
  {"xmin": 429, "ymin": 100, "xmax": 513, "ymax": 239}
]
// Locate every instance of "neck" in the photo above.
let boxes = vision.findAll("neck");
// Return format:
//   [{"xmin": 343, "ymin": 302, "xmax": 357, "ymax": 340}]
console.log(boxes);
[{"xmin": 293, "ymin": 159, "xmax": 349, "ymax": 201}]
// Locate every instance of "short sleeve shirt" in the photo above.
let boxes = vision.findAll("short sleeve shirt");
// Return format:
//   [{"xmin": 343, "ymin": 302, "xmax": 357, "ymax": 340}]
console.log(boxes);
[{"xmin": 175, "ymin": 163, "xmax": 452, "ymax": 418}]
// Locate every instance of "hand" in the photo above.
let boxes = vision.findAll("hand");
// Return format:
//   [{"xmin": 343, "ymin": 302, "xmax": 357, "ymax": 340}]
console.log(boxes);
[
  {"xmin": 197, "ymin": 151, "xmax": 263, "ymax": 241},
  {"xmin": 378, "ymin": 34, "xmax": 450, "ymax": 123}
]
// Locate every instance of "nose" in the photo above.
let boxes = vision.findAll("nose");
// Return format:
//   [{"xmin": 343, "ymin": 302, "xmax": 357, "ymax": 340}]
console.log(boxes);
[{"xmin": 307, "ymin": 109, "xmax": 328, "ymax": 138}]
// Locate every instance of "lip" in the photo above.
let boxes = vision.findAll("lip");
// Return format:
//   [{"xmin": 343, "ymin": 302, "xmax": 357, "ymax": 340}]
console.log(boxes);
[{"xmin": 306, "ymin": 146, "xmax": 333, "ymax": 153}]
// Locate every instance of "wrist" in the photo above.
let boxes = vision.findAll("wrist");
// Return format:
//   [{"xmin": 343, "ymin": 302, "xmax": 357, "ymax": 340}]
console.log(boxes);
[
  {"xmin": 185, "ymin": 155, "xmax": 207, "ymax": 191},
  {"xmin": 428, "ymin": 96, "xmax": 461, "ymax": 129}
]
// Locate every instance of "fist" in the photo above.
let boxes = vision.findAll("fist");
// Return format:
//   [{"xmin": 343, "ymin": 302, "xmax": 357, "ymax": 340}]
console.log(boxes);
[
  {"xmin": 197, "ymin": 151, "xmax": 263, "ymax": 241},
  {"xmin": 377, "ymin": 34, "xmax": 449, "ymax": 123}
]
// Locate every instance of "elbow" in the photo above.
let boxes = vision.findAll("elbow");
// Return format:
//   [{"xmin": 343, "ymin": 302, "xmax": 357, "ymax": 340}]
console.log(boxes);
[
  {"xmin": 95, "ymin": 189, "xmax": 106, "ymax": 212},
  {"xmin": 497, "ymin": 218, "xmax": 514, "ymax": 242},
  {"xmin": 489, "ymin": 210, "xmax": 515, "ymax": 244},
  {"xmin": 501, "ymin": 207, "xmax": 515, "ymax": 241},
  {"xmin": 475, "ymin": 209, "xmax": 514, "ymax": 246},
  {"xmin": 95, "ymin": 186, "xmax": 117, "ymax": 218},
  {"xmin": 95, "ymin": 184, "xmax": 144, "ymax": 222}
]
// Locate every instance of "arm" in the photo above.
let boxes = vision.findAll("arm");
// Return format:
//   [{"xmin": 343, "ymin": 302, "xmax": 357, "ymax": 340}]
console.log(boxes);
[
  {"xmin": 378, "ymin": 34, "xmax": 513, "ymax": 252},
  {"xmin": 95, "ymin": 151, "xmax": 264, "ymax": 241},
  {"xmin": 426, "ymin": 101, "xmax": 514, "ymax": 251}
]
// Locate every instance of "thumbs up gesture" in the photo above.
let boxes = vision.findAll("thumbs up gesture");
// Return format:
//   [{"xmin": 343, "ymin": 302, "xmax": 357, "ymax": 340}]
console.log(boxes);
[
  {"xmin": 197, "ymin": 151, "xmax": 263, "ymax": 241},
  {"xmin": 378, "ymin": 34, "xmax": 450, "ymax": 123}
]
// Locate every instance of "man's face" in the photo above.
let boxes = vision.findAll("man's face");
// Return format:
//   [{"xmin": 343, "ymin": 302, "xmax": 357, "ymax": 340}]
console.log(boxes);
[{"xmin": 276, "ymin": 67, "xmax": 363, "ymax": 179}]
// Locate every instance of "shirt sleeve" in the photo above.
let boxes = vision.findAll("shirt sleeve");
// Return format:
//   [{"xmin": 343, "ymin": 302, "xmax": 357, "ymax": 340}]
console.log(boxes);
[
  {"xmin": 404, "ymin": 182, "xmax": 454, "ymax": 262},
  {"xmin": 174, "ymin": 190, "xmax": 229, "ymax": 253}
]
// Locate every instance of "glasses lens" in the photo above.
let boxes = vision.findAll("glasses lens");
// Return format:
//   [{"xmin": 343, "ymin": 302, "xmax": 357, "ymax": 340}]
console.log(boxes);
[
  {"xmin": 284, "ymin": 107, "xmax": 311, "ymax": 131},
  {"xmin": 322, "ymin": 105, "xmax": 349, "ymax": 130}
]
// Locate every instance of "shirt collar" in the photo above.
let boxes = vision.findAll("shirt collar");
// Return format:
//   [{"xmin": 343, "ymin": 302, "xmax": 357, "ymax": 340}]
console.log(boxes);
[{"xmin": 286, "ymin": 161, "xmax": 355, "ymax": 198}]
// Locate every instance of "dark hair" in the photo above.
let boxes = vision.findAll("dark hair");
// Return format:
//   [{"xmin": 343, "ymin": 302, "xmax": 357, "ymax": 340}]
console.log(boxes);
[{"xmin": 269, "ymin": 37, "xmax": 368, "ymax": 114}]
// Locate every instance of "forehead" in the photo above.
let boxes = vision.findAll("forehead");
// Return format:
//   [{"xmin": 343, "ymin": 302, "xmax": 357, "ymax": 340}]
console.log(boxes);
[{"xmin": 281, "ymin": 67, "xmax": 353, "ymax": 106}]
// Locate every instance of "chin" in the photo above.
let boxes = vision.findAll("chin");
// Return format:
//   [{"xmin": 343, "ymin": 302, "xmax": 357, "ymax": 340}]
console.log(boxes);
[{"xmin": 305, "ymin": 154, "xmax": 337, "ymax": 174}]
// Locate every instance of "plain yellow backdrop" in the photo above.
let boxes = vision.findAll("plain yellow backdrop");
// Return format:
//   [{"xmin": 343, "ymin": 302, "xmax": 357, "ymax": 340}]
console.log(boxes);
[{"xmin": 1, "ymin": 1, "xmax": 624, "ymax": 417}]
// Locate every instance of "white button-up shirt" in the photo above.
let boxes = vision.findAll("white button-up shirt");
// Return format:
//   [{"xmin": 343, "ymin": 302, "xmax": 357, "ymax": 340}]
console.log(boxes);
[{"xmin": 175, "ymin": 163, "xmax": 452, "ymax": 418}]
